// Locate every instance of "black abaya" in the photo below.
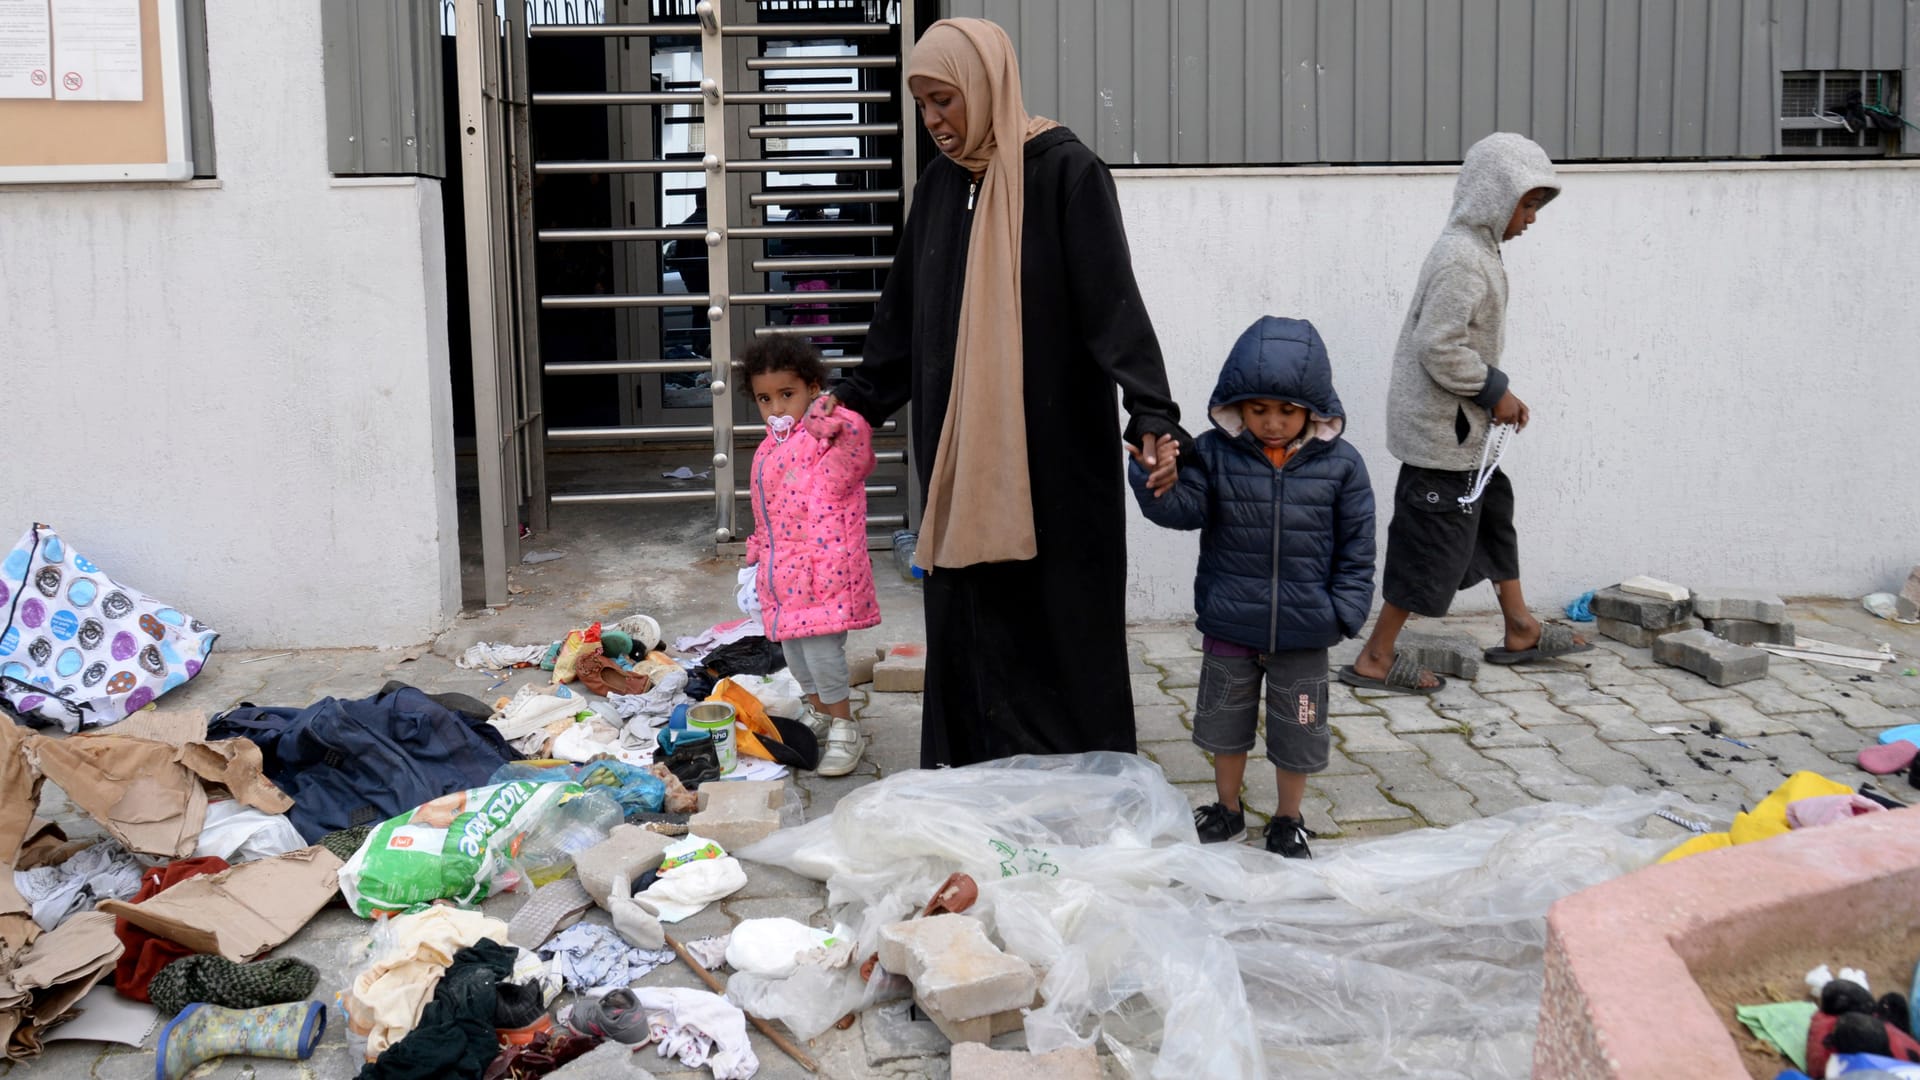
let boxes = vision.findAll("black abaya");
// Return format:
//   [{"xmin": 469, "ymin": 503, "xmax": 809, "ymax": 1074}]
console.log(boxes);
[{"xmin": 835, "ymin": 127, "xmax": 1187, "ymax": 768}]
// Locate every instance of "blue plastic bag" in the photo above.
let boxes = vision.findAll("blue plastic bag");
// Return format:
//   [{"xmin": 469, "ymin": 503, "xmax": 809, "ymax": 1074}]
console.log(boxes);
[{"xmin": 490, "ymin": 759, "xmax": 666, "ymax": 816}]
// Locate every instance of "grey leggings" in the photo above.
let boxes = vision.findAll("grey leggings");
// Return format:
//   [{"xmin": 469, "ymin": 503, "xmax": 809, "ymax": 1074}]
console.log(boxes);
[{"xmin": 782, "ymin": 632, "xmax": 850, "ymax": 705}]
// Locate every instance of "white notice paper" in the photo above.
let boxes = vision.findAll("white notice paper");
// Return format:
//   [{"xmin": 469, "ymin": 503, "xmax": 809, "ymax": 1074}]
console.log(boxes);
[
  {"xmin": 0, "ymin": 0, "xmax": 53, "ymax": 99},
  {"xmin": 50, "ymin": 0, "xmax": 140, "ymax": 101}
]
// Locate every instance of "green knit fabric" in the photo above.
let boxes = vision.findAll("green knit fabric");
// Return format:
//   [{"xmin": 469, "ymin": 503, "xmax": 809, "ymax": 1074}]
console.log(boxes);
[
  {"xmin": 321, "ymin": 823, "xmax": 376, "ymax": 862},
  {"xmin": 149, "ymin": 955, "xmax": 320, "ymax": 1017}
]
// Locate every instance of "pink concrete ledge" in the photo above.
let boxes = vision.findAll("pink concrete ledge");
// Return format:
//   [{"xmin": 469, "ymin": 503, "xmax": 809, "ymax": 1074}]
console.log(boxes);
[{"xmin": 1534, "ymin": 809, "xmax": 1920, "ymax": 1079}]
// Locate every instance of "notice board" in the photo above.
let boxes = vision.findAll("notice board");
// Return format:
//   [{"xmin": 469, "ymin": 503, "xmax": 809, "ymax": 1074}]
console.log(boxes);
[{"xmin": 0, "ymin": 0, "xmax": 191, "ymax": 183}]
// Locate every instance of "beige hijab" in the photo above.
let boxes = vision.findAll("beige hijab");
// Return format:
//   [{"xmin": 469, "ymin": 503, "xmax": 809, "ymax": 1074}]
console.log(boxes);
[{"xmin": 908, "ymin": 19, "xmax": 1056, "ymax": 571}]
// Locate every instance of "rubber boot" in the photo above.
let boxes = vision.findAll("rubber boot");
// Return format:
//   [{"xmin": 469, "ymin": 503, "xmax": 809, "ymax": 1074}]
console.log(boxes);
[{"xmin": 157, "ymin": 1000, "xmax": 325, "ymax": 1080}]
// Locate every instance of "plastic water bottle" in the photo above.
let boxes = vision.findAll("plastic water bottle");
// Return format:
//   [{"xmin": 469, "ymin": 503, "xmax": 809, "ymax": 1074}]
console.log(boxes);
[
  {"xmin": 515, "ymin": 788, "xmax": 623, "ymax": 886},
  {"xmin": 892, "ymin": 530, "xmax": 924, "ymax": 581}
]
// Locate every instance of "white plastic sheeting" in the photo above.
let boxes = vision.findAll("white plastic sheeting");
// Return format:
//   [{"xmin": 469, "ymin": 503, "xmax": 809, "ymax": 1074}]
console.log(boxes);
[{"xmin": 734, "ymin": 752, "xmax": 1684, "ymax": 1079}]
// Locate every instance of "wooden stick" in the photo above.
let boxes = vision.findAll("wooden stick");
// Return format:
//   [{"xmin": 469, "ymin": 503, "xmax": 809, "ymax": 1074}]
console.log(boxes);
[{"xmin": 664, "ymin": 932, "xmax": 820, "ymax": 1073}]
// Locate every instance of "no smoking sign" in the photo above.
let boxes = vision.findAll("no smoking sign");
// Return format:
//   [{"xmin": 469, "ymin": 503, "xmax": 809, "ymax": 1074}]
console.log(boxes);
[
  {"xmin": 61, "ymin": 72, "xmax": 83, "ymax": 92},
  {"xmin": 29, "ymin": 70, "xmax": 47, "ymax": 87}
]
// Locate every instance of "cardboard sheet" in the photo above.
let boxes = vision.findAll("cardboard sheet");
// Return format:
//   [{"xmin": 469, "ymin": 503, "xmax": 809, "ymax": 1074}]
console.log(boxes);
[
  {"xmin": 95, "ymin": 846, "xmax": 342, "ymax": 962},
  {"xmin": 0, "ymin": 910, "xmax": 123, "ymax": 1059},
  {"xmin": 21, "ymin": 735, "xmax": 291, "ymax": 859}
]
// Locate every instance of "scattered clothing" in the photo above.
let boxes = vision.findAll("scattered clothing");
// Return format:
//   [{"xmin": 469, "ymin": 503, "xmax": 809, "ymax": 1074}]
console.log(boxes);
[
  {"xmin": 1786, "ymin": 794, "xmax": 1886, "ymax": 829},
  {"xmin": 673, "ymin": 618, "xmax": 763, "ymax": 660},
  {"xmin": 157, "ymin": 1000, "xmax": 325, "ymax": 1080},
  {"xmin": 631, "ymin": 987, "xmax": 759, "ymax": 1080},
  {"xmin": 457, "ymin": 644, "xmax": 550, "ymax": 671},
  {"xmin": 13, "ymin": 840, "xmax": 141, "ymax": 931},
  {"xmin": 149, "ymin": 955, "xmax": 320, "ymax": 1017},
  {"xmin": 1661, "ymin": 771, "xmax": 1856, "ymax": 863},
  {"xmin": 682, "ymin": 936, "xmax": 730, "ymax": 972},
  {"xmin": 346, "ymin": 907, "xmax": 511, "ymax": 1059},
  {"xmin": 538, "ymin": 924, "xmax": 673, "ymax": 993},
  {"xmin": 481, "ymin": 1029, "xmax": 605, "ymax": 1079},
  {"xmin": 321, "ymin": 823, "xmax": 377, "ymax": 863},
  {"xmin": 358, "ymin": 938, "xmax": 516, "ymax": 1080},
  {"xmin": 209, "ymin": 684, "xmax": 517, "ymax": 842},
  {"xmin": 0, "ymin": 523, "xmax": 220, "ymax": 731},
  {"xmin": 607, "ymin": 668, "xmax": 689, "ymax": 727},
  {"xmin": 637, "ymin": 856, "xmax": 747, "ymax": 923},
  {"xmin": 112, "ymin": 856, "xmax": 230, "ymax": 1002},
  {"xmin": 193, "ymin": 800, "xmax": 307, "ymax": 862},
  {"xmin": 700, "ymin": 637, "xmax": 786, "ymax": 680},
  {"xmin": 1564, "ymin": 590, "xmax": 1597, "ymax": 622}
]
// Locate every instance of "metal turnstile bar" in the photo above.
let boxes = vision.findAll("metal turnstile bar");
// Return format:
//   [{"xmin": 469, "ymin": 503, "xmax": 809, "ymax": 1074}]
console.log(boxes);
[
  {"xmin": 730, "ymin": 224, "xmax": 891, "ymax": 239},
  {"xmin": 750, "ymin": 190, "xmax": 899, "ymax": 208},
  {"xmin": 542, "ymin": 294, "xmax": 711, "ymax": 309},
  {"xmin": 548, "ymin": 419, "xmax": 898, "ymax": 441},
  {"xmin": 550, "ymin": 490, "xmax": 715, "ymax": 506},
  {"xmin": 725, "ymin": 90, "xmax": 890, "ymax": 105},
  {"xmin": 749, "ymin": 123, "xmax": 898, "ymax": 139},
  {"xmin": 538, "ymin": 227, "xmax": 705, "ymax": 242},
  {"xmin": 544, "ymin": 360, "xmax": 709, "ymax": 375},
  {"xmin": 721, "ymin": 23, "xmax": 890, "ymax": 36},
  {"xmin": 533, "ymin": 91, "xmax": 702, "ymax": 106},
  {"xmin": 530, "ymin": 24, "xmax": 702, "ymax": 38},
  {"xmin": 730, "ymin": 290, "xmax": 883, "ymax": 306},
  {"xmin": 875, "ymin": 450, "xmax": 904, "ymax": 464},
  {"xmin": 755, "ymin": 322, "xmax": 869, "ymax": 337},
  {"xmin": 747, "ymin": 55, "xmax": 897, "ymax": 70},
  {"xmin": 536, "ymin": 160, "xmax": 703, "ymax": 175},
  {"xmin": 751, "ymin": 253, "xmax": 893, "ymax": 270},
  {"xmin": 727, "ymin": 157, "xmax": 890, "ymax": 173}
]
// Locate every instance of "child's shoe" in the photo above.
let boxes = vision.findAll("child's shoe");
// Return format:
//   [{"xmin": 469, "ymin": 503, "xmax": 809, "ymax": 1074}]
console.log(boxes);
[
  {"xmin": 801, "ymin": 703, "xmax": 834, "ymax": 743},
  {"xmin": 566, "ymin": 987, "xmax": 649, "ymax": 1044},
  {"xmin": 815, "ymin": 717, "xmax": 867, "ymax": 777},
  {"xmin": 1192, "ymin": 802, "xmax": 1246, "ymax": 844},
  {"xmin": 1265, "ymin": 815, "xmax": 1315, "ymax": 859}
]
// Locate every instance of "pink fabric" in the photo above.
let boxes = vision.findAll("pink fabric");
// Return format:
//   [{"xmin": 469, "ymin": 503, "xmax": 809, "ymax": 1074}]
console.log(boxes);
[
  {"xmin": 1785, "ymin": 794, "xmax": 1885, "ymax": 829},
  {"xmin": 745, "ymin": 401, "xmax": 881, "ymax": 642}
]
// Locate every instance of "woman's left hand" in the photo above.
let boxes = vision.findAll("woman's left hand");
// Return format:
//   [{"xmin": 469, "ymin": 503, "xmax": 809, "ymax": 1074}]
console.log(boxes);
[{"xmin": 1126, "ymin": 434, "xmax": 1180, "ymax": 497}]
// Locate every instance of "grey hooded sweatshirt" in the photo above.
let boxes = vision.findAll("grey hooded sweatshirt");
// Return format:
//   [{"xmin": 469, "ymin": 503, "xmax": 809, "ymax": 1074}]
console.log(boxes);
[{"xmin": 1385, "ymin": 133, "xmax": 1559, "ymax": 472}]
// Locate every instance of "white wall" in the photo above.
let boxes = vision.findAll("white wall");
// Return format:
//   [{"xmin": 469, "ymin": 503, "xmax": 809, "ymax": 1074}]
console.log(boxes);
[
  {"xmin": 1115, "ymin": 161, "xmax": 1920, "ymax": 623},
  {"xmin": 0, "ymin": 0, "xmax": 460, "ymax": 648}
]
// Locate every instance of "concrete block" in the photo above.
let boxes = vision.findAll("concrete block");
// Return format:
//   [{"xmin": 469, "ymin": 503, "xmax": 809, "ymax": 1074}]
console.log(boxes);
[
  {"xmin": 1689, "ymin": 587, "xmax": 1787, "ymax": 623},
  {"xmin": 575, "ymin": 825, "xmax": 673, "ymax": 907},
  {"xmin": 873, "ymin": 642, "xmax": 927, "ymax": 694},
  {"xmin": 1651, "ymin": 628, "xmax": 1768, "ymax": 687},
  {"xmin": 848, "ymin": 649, "xmax": 877, "ymax": 687},
  {"xmin": 689, "ymin": 780, "xmax": 784, "ymax": 852},
  {"xmin": 918, "ymin": 1002, "xmax": 1025, "ymax": 1046},
  {"xmin": 1900, "ymin": 566, "xmax": 1920, "ymax": 619},
  {"xmin": 1590, "ymin": 586, "xmax": 1693, "ymax": 630},
  {"xmin": 878, "ymin": 914, "xmax": 1037, "ymax": 1022},
  {"xmin": 1618, "ymin": 575, "xmax": 1690, "ymax": 602},
  {"xmin": 951, "ymin": 1043, "xmax": 1100, "ymax": 1080},
  {"xmin": 1594, "ymin": 616, "xmax": 1701, "ymax": 649},
  {"xmin": 1395, "ymin": 628, "xmax": 1481, "ymax": 680},
  {"xmin": 1702, "ymin": 617, "xmax": 1795, "ymax": 647}
]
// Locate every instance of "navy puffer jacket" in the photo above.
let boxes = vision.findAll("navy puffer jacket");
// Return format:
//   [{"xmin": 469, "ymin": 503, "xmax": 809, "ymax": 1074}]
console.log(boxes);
[{"xmin": 1130, "ymin": 317, "xmax": 1377, "ymax": 651}]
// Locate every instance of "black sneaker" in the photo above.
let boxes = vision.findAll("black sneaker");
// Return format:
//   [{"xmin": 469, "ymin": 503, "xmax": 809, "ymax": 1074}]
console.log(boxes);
[
  {"xmin": 1193, "ymin": 802, "xmax": 1247, "ymax": 844},
  {"xmin": 1265, "ymin": 815, "xmax": 1314, "ymax": 859}
]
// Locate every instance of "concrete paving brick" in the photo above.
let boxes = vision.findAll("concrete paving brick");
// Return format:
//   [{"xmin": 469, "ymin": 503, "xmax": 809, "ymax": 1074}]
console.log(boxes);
[
  {"xmin": 1483, "ymin": 690, "xmax": 1584, "ymax": 727},
  {"xmin": 1653, "ymin": 628, "xmax": 1768, "ymax": 687},
  {"xmin": 1704, "ymin": 618, "xmax": 1795, "ymax": 647},
  {"xmin": 951, "ymin": 1043, "xmax": 1102, "ymax": 1080},
  {"xmin": 1309, "ymin": 773, "xmax": 1414, "ymax": 823},
  {"xmin": 1465, "ymin": 662, "xmax": 1538, "ymax": 693},
  {"xmin": 1395, "ymin": 628, "xmax": 1483, "ymax": 679},
  {"xmin": 1464, "ymin": 771, "xmax": 1542, "ymax": 816},
  {"xmin": 1154, "ymin": 655, "xmax": 1203, "ymax": 689},
  {"xmin": 1428, "ymin": 678, "xmax": 1495, "ymax": 713},
  {"xmin": 1727, "ymin": 678, "xmax": 1828, "ymax": 714},
  {"xmin": 1763, "ymin": 658, "xmax": 1843, "ymax": 694},
  {"xmin": 1129, "ymin": 673, "xmax": 1176, "ymax": 707},
  {"xmin": 1327, "ymin": 682, "xmax": 1383, "ymax": 716},
  {"xmin": 1405, "ymin": 731, "xmax": 1522, "ymax": 782},
  {"xmin": 1803, "ymin": 686, "xmax": 1914, "ymax": 729},
  {"xmin": 1520, "ymin": 671, "xmax": 1622, "ymax": 707},
  {"xmin": 1461, "ymin": 714, "xmax": 1552, "ymax": 748},
  {"xmin": 1853, "ymin": 675, "xmax": 1920, "ymax": 711},
  {"xmin": 1591, "ymin": 586, "xmax": 1693, "ymax": 629},
  {"xmin": 873, "ymin": 643, "xmax": 928, "ymax": 693},
  {"xmin": 1604, "ymin": 685, "xmax": 1708, "ymax": 725},
  {"xmin": 879, "ymin": 915, "xmax": 1036, "ymax": 1022},
  {"xmin": 1331, "ymin": 715, "xmax": 1417, "ymax": 754},
  {"xmin": 1131, "ymin": 627, "xmax": 1202, "ymax": 659},
  {"xmin": 1562, "ymin": 651, "xmax": 1661, "ymax": 688},
  {"xmin": 1595, "ymin": 615, "xmax": 1701, "ymax": 649},
  {"xmin": 723, "ymin": 896, "xmax": 826, "ymax": 925},
  {"xmin": 1662, "ymin": 779, "xmax": 1751, "ymax": 812},
  {"xmin": 690, "ymin": 780, "xmax": 784, "ymax": 852},
  {"xmin": 1740, "ymin": 733, "xmax": 1873, "ymax": 781},
  {"xmin": 1133, "ymin": 704, "xmax": 1191, "ymax": 743},
  {"xmin": 1643, "ymin": 666, "xmax": 1738, "ymax": 701},
  {"xmin": 1690, "ymin": 587, "xmax": 1788, "ymax": 623},
  {"xmin": 1125, "ymin": 643, "xmax": 1154, "ymax": 675},
  {"xmin": 1319, "ymin": 741, "xmax": 1373, "ymax": 776},
  {"xmin": 1614, "ymin": 738, "xmax": 1729, "ymax": 787},
  {"xmin": 1167, "ymin": 684, "xmax": 1199, "ymax": 713},
  {"xmin": 1353, "ymin": 752, "xmax": 1460, "ymax": 792},
  {"xmin": 729, "ymin": 858, "xmax": 826, "ymax": 900},
  {"xmin": 576, "ymin": 824, "xmax": 674, "ymax": 906},
  {"xmin": 1567, "ymin": 703, "xmax": 1669, "ymax": 742},
  {"xmin": 1141, "ymin": 741, "xmax": 1217, "ymax": 784},
  {"xmin": 1774, "ymin": 710, "xmax": 1880, "ymax": 754},
  {"xmin": 1373, "ymin": 695, "xmax": 1460, "ymax": 734},
  {"xmin": 1483, "ymin": 747, "xmax": 1603, "ymax": 797},
  {"xmin": 1535, "ymin": 724, "xmax": 1660, "ymax": 787},
  {"xmin": 1690, "ymin": 696, "xmax": 1812, "ymax": 737},
  {"xmin": 1393, "ymin": 786, "xmax": 1482, "ymax": 827},
  {"xmin": 1591, "ymin": 637, "xmax": 1667, "ymax": 670}
]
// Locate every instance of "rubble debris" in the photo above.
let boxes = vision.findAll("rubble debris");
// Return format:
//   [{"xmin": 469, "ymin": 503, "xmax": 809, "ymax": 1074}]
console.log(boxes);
[
  {"xmin": 1591, "ymin": 586, "xmax": 1693, "ymax": 630},
  {"xmin": 1394, "ymin": 628, "xmax": 1482, "ymax": 679},
  {"xmin": 574, "ymin": 825, "xmax": 673, "ymax": 908},
  {"xmin": 1653, "ymin": 628, "xmax": 1769, "ymax": 686},
  {"xmin": 877, "ymin": 914, "xmax": 1037, "ymax": 1035},
  {"xmin": 688, "ymin": 781, "xmax": 783, "ymax": 853},
  {"xmin": 873, "ymin": 643, "xmax": 927, "ymax": 693},
  {"xmin": 1689, "ymin": 587, "xmax": 1788, "ymax": 623}
]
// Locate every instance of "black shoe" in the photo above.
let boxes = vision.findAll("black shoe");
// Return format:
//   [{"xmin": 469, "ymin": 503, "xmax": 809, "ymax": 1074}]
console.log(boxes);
[
  {"xmin": 1193, "ymin": 802, "xmax": 1247, "ymax": 844},
  {"xmin": 1265, "ymin": 815, "xmax": 1314, "ymax": 859}
]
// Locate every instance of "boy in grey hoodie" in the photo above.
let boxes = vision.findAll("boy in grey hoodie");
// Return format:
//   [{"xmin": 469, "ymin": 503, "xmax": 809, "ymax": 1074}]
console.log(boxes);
[{"xmin": 1340, "ymin": 132, "xmax": 1589, "ymax": 694}]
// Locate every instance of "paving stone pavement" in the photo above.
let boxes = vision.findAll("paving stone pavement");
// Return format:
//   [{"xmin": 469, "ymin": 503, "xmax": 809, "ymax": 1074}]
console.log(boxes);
[{"xmin": 9, "ymin": 594, "xmax": 1918, "ymax": 1078}]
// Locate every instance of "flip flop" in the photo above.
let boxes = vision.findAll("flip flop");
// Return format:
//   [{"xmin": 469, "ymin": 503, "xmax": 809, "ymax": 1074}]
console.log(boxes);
[
  {"xmin": 1337, "ymin": 653, "xmax": 1447, "ymax": 696},
  {"xmin": 1484, "ymin": 622, "xmax": 1594, "ymax": 665}
]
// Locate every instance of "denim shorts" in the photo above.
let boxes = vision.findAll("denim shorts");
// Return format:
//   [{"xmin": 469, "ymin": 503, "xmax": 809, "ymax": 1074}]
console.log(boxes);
[
  {"xmin": 1192, "ymin": 647, "xmax": 1330, "ymax": 773},
  {"xmin": 1382, "ymin": 463, "xmax": 1520, "ymax": 618}
]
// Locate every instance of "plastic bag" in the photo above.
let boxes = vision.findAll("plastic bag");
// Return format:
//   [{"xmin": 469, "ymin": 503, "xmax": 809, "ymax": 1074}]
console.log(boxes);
[
  {"xmin": 338, "ymin": 781, "xmax": 617, "ymax": 917},
  {"xmin": 193, "ymin": 801, "xmax": 307, "ymax": 862},
  {"xmin": 491, "ymin": 759, "xmax": 667, "ymax": 818},
  {"xmin": 725, "ymin": 919, "xmax": 844, "ymax": 978},
  {"xmin": 733, "ymin": 752, "xmax": 1683, "ymax": 1079}
]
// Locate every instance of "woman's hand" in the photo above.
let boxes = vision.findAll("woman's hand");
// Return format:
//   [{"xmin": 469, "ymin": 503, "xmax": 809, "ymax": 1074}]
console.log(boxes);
[
  {"xmin": 1126, "ymin": 433, "xmax": 1180, "ymax": 498},
  {"xmin": 815, "ymin": 393, "xmax": 839, "ymax": 416}
]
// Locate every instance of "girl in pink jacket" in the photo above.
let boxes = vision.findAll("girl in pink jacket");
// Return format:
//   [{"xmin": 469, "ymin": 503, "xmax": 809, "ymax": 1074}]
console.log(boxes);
[{"xmin": 741, "ymin": 338, "xmax": 880, "ymax": 776}]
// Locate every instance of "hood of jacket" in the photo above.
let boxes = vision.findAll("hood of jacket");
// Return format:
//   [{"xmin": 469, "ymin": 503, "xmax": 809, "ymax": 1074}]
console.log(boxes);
[
  {"xmin": 1448, "ymin": 132, "xmax": 1560, "ymax": 245},
  {"xmin": 1208, "ymin": 316, "xmax": 1346, "ymax": 446}
]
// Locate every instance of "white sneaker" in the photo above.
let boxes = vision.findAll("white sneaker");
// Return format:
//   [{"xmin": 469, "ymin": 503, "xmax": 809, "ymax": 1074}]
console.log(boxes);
[
  {"xmin": 815, "ymin": 717, "xmax": 867, "ymax": 777},
  {"xmin": 801, "ymin": 704, "xmax": 833, "ymax": 743}
]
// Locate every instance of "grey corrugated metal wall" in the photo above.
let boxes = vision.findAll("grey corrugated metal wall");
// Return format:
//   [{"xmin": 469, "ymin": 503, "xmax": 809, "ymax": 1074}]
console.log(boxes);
[{"xmin": 946, "ymin": 0, "xmax": 1918, "ymax": 163}]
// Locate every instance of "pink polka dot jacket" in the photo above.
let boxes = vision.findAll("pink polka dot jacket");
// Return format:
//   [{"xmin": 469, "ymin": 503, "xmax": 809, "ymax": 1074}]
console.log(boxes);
[{"xmin": 745, "ymin": 402, "xmax": 882, "ymax": 642}]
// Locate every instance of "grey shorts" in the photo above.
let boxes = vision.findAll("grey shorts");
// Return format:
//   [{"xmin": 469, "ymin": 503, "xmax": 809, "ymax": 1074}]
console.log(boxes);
[
  {"xmin": 1192, "ymin": 647, "xmax": 1331, "ymax": 773},
  {"xmin": 781, "ymin": 632, "xmax": 850, "ymax": 705}
]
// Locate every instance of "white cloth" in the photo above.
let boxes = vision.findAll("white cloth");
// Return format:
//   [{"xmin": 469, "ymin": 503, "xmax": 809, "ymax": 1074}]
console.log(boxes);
[
  {"xmin": 457, "ymin": 642, "xmax": 551, "ymax": 670},
  {"xmin": 13, "ymin": 841, "xmax": 143, "ymax": 931},
  {"xmin": 638, "ymin": 856, "xmax": 748, "ymax": 923},
  {"xmin": 491, "ymin": 684, "xmax": 588, "ymax": 742},
  {"xmin": 607, "ymin": 667, "xmax": 690, "ymax": 726},
  {"xmin": 673, "ymin": 618, "xmax": 764, "ymax": 659},
  {"xmin": 192, "ymin": 800, "xmax": 306, "ymax": 863},
  {"xmin": 682, "ymin": 935, "xmax": 731, "ymax": 972},
  {"xmin": 632, "ymin": 987, "xmax": 760, "ymax": 1080},
  {"xmin": 540, "ymin": 923, "xmax": 674, "ymax": 992},
  {"xmin": 734, "ymin": 567, "xmax": 761, "ymax": 618}
]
